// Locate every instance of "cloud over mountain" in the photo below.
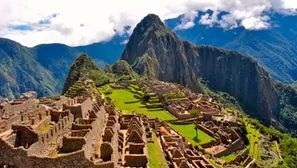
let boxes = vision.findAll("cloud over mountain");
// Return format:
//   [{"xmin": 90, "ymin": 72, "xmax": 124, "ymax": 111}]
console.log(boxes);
[{"xmin": 0, "ymin": 0, "xmax": 296, "ymax": 46}]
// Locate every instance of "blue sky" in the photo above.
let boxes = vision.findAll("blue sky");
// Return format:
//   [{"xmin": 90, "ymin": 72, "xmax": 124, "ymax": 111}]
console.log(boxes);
[{"xmin": 0, "ymin": 0, "xmax": 296, "ymax": 47}]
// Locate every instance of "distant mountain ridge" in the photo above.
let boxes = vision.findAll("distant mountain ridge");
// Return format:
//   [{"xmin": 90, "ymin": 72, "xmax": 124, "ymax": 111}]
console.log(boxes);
[
  {"xmin": 0, "ymin": 36, "xmax": 125, "ymax": 99},
  {"xmin": 167, "ymin": 11, "xmax": 297, "ymax": 83}
]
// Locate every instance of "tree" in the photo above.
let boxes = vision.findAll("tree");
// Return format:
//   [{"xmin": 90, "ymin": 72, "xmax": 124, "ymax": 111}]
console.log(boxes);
[{"xmin": 189, "ymin": 109, "xmax": 201, "ymax": 137}]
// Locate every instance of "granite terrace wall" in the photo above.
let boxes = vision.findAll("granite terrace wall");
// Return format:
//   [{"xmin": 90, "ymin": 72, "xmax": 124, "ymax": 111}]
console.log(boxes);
[
  {"xmin": 124, "ymin": 155, "xmax": 148, "ymax": 167},
  {"xmin": 102, "ymin": 116, "xmax": 120, "ymax": 166},
  {"xmin": 63, "ymin": 98, "xmax": 93, "ymax": 119},
  {"xmin": 50, "ymin": 109, "xmax": 71, "ymax": 122},
  {"xmin": 196, "ymin": 124, "xmax": 216, "ymax": 137},
  {"xmin": 168, "ymin": 121, "xmax": 193, "ymax": 125},
  {"xmin": 228, "ymin": 148, "xmax": 249, "ymax": 164},
  {"xmin": 83, "ymin": 107, "xmax": 106, "ymax": 160},
  {"xmin": 28, "ymin": 114, "xmax": 74, "ymax": 156},
  {"xmin": 167, "ymin": 106, "xmax": 192, "ymax": 120},
  {"xmin": 200, "ymin": 138, "xmax": 220, "ymax": 148},
  {"xmin": 166, "ymin": 99, "xmax": 189, "ymax": 104},
  {"xmin": 0, "ymin": 106, "xmax": 47, "ymax": 133},
  {"xmin": 214, "ymin": 139, "xmax": 245, "ymax": 157},
  {"xmin": 0, "ymin": 139, "xmax": 115, "ymax": 168},
  {"xmin": 33, "ymin": 116, "xmax": 51, "ymax": 131},
  {"xmin": 0, "ymin": 120, "xmax": 9, "ymax": 133},
  {"xmin": 1, "ymin": 100, "xmax": 36, "ymax": 116},
  {"xmin": 61, "ymin": 136, "xmax": 86, "ymax": 152}
]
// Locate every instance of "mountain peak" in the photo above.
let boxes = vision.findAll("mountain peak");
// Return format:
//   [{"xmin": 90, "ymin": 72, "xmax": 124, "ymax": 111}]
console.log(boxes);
[
  {"xmin": 62, "ymin": 53, "xmax": 100, "ymax": 94},
  {"xmin": 121, "ymin": 14, "xmax": 176, "ymax": 65},
  {"xmin": 135, "ymin": 14, "xmax": 166, "ymax": 33}
]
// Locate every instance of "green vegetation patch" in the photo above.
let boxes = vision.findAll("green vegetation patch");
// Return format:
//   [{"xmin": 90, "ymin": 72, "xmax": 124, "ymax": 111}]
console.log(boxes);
[
  {"xmin": 246, "ymin": 121, "xmax": 261, "ymax": 159},
  {"xmin": 105, "ymin": 89, "xmax": 176, "ymax": 121},
  {"xmin": 147, "ymin": 133, "xmax": 169, "ymax": 168},
  {"xmin": 219, "ymin": 153, "xmax": 237, "ymax": 162},
  {"xmin": 169, "ymin": 124, "xmax": 215, "ymax": 145}
]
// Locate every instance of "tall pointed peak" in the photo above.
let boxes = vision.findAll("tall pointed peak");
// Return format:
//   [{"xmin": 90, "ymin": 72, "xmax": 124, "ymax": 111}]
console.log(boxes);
[{"xmin": 135, "ymin": 14, "xmax": 166, "ymax": 32}]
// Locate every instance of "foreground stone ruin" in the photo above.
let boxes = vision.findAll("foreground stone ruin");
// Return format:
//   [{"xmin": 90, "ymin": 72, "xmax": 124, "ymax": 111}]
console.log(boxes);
[{"xmin": 0, "ymin": 79, "xmax": 261, "ymax": 168}]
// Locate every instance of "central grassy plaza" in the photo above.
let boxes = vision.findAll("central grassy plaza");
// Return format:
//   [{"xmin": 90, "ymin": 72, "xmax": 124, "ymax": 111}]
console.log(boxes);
[
  {"xmin": 101, "ymin": 87, "xmax": 176, "ymax": 121},
  {"xmin": 169, "ymin": 123, "xmax": 215, "ymax": 145}
]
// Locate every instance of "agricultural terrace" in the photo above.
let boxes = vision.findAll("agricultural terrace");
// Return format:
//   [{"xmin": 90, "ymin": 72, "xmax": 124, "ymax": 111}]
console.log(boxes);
[{"xmin": 99, "ymin": 84, "xmax": 176, "ymax": 121}]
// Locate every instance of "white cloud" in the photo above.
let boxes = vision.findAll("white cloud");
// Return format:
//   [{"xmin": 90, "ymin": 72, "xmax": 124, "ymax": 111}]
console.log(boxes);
[
  {"xmin": 0, "ymin": 0, "xmax": 296, "ymax": 47},
  {"xmin": 174, "ymin": 11, "xmax": 198, "ymax": 30}
]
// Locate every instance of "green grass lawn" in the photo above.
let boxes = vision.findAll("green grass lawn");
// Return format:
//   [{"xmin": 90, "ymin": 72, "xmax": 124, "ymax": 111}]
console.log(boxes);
[
  {"xmin": 148, "ymin": 133, "xmax": 169, "ymax": 168},
  {"xmin": 106, "ymin": 89, "xmax": 176, "ymax": 121},
  {"xmin": 219, "ymin": 153, "xmax": 237, "ymax": 162},
  {"xmin": 169, "ymin": 124, "xmax": 215, "ymax": 145}
]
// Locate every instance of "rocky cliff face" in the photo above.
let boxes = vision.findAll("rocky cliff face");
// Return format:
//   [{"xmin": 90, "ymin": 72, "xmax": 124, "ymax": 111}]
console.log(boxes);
[
  {"xmin": 121, "ymin": 14, "xmax": 201, "ymax": 92},
  {"xmin": 196, "ymin": 46, "xmax": 279, "ymax": 123},
  {"xmin": 121, "ymin": 14, "xmax": 280, "ymax": 128}
]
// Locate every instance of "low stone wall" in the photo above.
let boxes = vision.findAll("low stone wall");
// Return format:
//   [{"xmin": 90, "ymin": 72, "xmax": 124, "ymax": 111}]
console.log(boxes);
[
  {"xmin": 2, "ymin": 100, "xmax": 36, "ymax": 116},
  {"xmin": 63, "ymin": 98, "xmax": 93, "ymax": 119},
  {"xmin": 167, "ymin": 106, "xmax": 192, "ymax": 120},
  {"xmin": 61, "ymin": 137, "xmax": 86, "ymax": 152},
  {"xmin": 228, "ymin": 148, "xmax": 249, "ymax": 164},
  {"xmin": 168, "ymin": 121, "xmax": 193, "ymax": 125},
  {"xmin": 28, "ymin": 114, "xmax": 74, "ymax": 156},
  {"xmin": 34, "ymin": 116, "xmax": 51, "ymax": 131},
  {"xmin": 0, "ymin": 139, "xmax": 114, "ymax": 168},
  {"xmin": 124, "ymin": 155, "xmax": 148, "ymax": 167},
  {"xmin": 0, "ymin": 120, "xmax": 8, "ymax": 133},
  {"xmin": 83, "ymin": 107, "xmax": 106, "ymax": 160},
  {"xmin": 196, "ymin": 124, "xmax": 215, "ymax": 137},
  {"xmin": 200, "ymin": 138, "xmax": 220, "ymax": 148},
  {"xmin": 214, "ymin": 139, "xmax": 245, "ymax": 158},
  {"xmin": 146, "ymin": 104, "xmax": 162, "ymax": 109}
]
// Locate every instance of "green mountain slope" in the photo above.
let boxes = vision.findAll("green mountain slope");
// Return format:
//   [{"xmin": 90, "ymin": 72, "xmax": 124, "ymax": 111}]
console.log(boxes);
[
  {"xmin": 0, "ymin": 37, "xmax": 123, "ymax": 99},
  {"xmin": 62, "ymin": 54, "xmax": 101, "ymax": 94},
  {"xmin": 0, "ymin": 38, "xmax": 57, "ymax": 99}
]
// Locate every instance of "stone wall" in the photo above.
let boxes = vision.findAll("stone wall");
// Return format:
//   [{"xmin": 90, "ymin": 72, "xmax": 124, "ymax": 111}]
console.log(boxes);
[
  {"xmin": 63, "ymin": 98, "xmax": 93, "ymax": 119},
  {"xmin": 28, "ymin": 114, "xmax": 74, "ymax": 156},
  {"xmin": 0, "ymin": 139, "xmax": 115, "ymax": 168},
  {"xmin": 228, "ymin": 148, "xmax": 249, "ymax": 164},
  {"xmin": 61, "ymin": 137, "xmax": 86, "ymax": 152},
  {"xmin": 213, "ymin": 139, "xmax": 245, "ymax": 157},
  {"xmin": 33, "ymin": 116, "xmax": 51, "ymax": 131},
  {"xmin": 0, "ymin": 120, "xmax": 8, "ymax": 133},
  {"xmin": 196, "ymin": 124, "xmax": 216, "ymax": 137},
  {"xmin": 83, "ymin": 106, "xmax": 106, "ymax": 160},
  {"xmin": 167, "ymin": 106, "xmax": 192, "ymax": 120},
  {"xmin": 1, "ymin": 100, "xmax": 36, "ymax": 117}
]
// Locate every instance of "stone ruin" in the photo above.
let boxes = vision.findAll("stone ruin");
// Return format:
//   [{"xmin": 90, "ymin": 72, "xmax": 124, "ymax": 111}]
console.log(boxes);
[
  {"xmin": 129, "ymin": 80, "xmax": 223, "ymax": 120},
  {"xmin": 0, "ymin": 89, "xmax": 154, "ymax": 168},
  {"xmin": 156, "ymin": 121, "xmax": 214, "ymax": 168},
  {"xmin": 0, "ymin": 80, "xmax": 259, "ymax": 168}
]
